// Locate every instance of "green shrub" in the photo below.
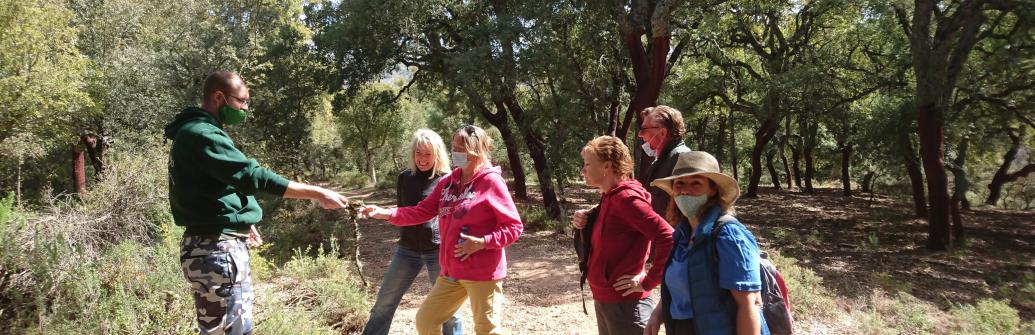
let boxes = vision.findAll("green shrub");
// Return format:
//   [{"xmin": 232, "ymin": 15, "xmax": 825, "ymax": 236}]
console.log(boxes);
[
  {"xmin": 376, "ymin": 173, "xmax": 398, "ymax": 190},
  {"xmin": 870, "ymin": 271, "xmax": 914, "ymax": 293},
  {"xmin": 996, "ymin": 271, "xmax": 1035, "ymax": 312},
  {"xmin": 257, "ymin": 306, "xmax": 339, "ymax": 335},
  {"xmin": 767, "ymin": 251, "xmax": 837, "ymax": 320},
  {"xmin": 854, "ymin": 291, "xmax": 935, "ymax": 335},
  {"xmin": 332, "ymin": 170, "xmax": 371, "ymax": 189},
  {"xmin": 259, "ymin": 200, "xmax": 353, "ymax": 264},
  {"xmin": 274, "ymin": 241, "xmax": 369, "ymax": 333},
  {"xmin": 950, "ymin": 299, "xmax": 1026, "ymax": 335},
  {"xmin": 0, "ymin": 144, "xmax": 192, "ymax": 334},
  {"xmin": 518, "ymin": 203, "xmax": 563, "ymax": 232}
]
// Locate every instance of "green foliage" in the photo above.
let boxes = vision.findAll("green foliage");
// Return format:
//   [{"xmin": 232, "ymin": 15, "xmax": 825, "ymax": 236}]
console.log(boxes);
[
  {"xmin": 0, "ymin": 0, "xmax": 94, "ymax": 145},
  {"xmin": 0, "ymin": 144, "xmax": 188, "ymax": 333},
  {"xmin": 331, "ymin": 170, "xmax": 373, "ymax": 190},
  {"xmin": 996, "ymin": 271, "xmax": 1035, "ymax": 314},
  {"xmin": 767, "ymin": 251, "xmax": 837, "ymax": 320},
  {"xmin": 869, "ymin": 271, "xmax": 914, "ymax": 293},
  {"xmin": 259, "ymin": 199, "xmax": 353, "ymax": 264},
  {"xmin": 854, "ymin": 291, "xmax": 936, "ymax": 335},
  {"xmin": 334, "ymin": 83, "xmax": 421, "ymax": 186},
  {"xmin": 518, "ymin": 203, "xmax": 564, "ymax": 233},
  {"xmin": 256, "ymin": 306, "xmax": 339, "ymax": 335},
  {"xmin": 951, "ymin": 299, "xmax": 1028, "ymax": 335},
  {"xmin": 274, "ymin": 241, "xmax": 369, "ymax": 333}
]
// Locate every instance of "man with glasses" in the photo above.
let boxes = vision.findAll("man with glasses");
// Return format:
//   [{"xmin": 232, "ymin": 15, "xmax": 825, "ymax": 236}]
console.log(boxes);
[
  {"xmin": 165, "ymin": 71, "xmax": 351, "ymax": 335},
  {"xmin": 634, "ymin": 105, "xmax": 691, "ymax": 214}
]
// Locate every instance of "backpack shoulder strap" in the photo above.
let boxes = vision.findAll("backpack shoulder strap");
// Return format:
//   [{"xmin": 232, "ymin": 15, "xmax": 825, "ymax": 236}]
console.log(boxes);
[{"xmin": 709, "ymin": 214, "xmax": 736, "ymax": 263}]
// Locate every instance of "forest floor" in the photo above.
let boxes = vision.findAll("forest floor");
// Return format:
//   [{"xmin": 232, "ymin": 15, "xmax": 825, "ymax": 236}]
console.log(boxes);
[{"xmin": 342, "ymin": 184, "xmax": 1035, "ymax": 335}]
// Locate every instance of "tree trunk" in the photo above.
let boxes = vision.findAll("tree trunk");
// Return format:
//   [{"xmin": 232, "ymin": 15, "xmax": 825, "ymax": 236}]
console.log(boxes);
[
  {"xmin": 861, "ymin": 171, "xmax": 875, "ymax": 193},
  {"xmin": 765, "ymin": 149, "xmax": 781, "ymax": 190},
  {"xmin": 950, "ymin": 197, "xmax": 964, "ymax": 244},
  {"xmin": 73, "ymin": 144, "xmax": 86, "ymax": 194},
  {"xmin": 790, "ymin": 115, "xmax": 803, "ymax": 189},
  {"xmin": 840, "ymin": 141, "xmax": 852, "ymax": 197},
  {"xmin": 80, "ymin": 133, "xmax": 107, "ymax": 179},
  {"xmin": 801, "ymin": 118, "xmax": 818, "ymax": 194},
  {"xmin": 747, "ymin": 116, "xmax": 780, "ymax": 197},
  {"xmin": 986, "ymin": 128, "xmax": 1035, "ymax": 206},
  {"xmin": 620, "ymin": 32, "xmax": 670, "ymax": 177},
  {"xmin": 469, "ymin": 94, "xmax": 529, "ymax": 200},
  {"xmin": 715, "ymin": 111, "xmax": 727, "ymax": 167},
  {"xmin": 779, "ymin": 135, "xmax": 792, "ymax": 189},
  {"xmin": 905, "ymin": 0, "xmax": 990, "ymax": 251},
  {"xmin": 916, "ymin": 102, "xmax": 952, "ymax": 251},
  {"xmin": 948, "ymin": 138, "xmax": 971, "ymax": 210},
  {"xmin": 505, "ymin": 98, "xmax": 562, "ymax": 219},
  {"xmin": 694, "ymin": 117, "xmax": 708, "ymax": 152},
  {"xmin": 898, "ymin": 132, "xmax": 928, "ymax": 218},
  {"xmin": 617, "ymin": 34, "xmax": 670, "ymax": 141},
  {"xmin": 367, "ymin": 149, "xmax": 377, "ymax": 186},
  {"xmin": 729, "ymin": 111, "xmax": 739, "ymax": 180},
  {"xmin": 949, "ymin": 139, "xmax": 968, "ymax": 244},
  {"xmin": 15, "ymin": 156, "xmax": 22, "ymax": 209},
  {"xmin": 790, "ymin": 141, "xmax": 803, "ymax": 190}
]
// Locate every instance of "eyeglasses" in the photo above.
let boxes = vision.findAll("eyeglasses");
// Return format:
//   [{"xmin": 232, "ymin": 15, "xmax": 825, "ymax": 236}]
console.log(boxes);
[
  {"xmin": 638, "ymin": 126, "xmax": 663, "ymax": 133},
  {"xmin": 222, "ymin": 91, "xmax": 250, "ymax": 107}
]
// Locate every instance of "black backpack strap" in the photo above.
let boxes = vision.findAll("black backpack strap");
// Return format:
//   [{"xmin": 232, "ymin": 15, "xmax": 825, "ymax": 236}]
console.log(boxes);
[
  {"xmin": 709, "ymin": 214, "xmax": 736, "ymax": 263},
  {"xmin": 572, "ymin": 205, "xmax": 599, "ymax": 315}
]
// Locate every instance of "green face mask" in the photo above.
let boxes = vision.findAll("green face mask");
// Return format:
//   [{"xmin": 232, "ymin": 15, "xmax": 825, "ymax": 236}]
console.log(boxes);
[{"xmin": 218, "ymin": 96, "xmax": 247, "ymax": 125}]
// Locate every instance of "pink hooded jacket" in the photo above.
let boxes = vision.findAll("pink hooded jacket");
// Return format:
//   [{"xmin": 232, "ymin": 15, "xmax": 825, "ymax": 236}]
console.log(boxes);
[{"xmin": 389, "ymin": 166, "xmax": 523, "ymax": 281}]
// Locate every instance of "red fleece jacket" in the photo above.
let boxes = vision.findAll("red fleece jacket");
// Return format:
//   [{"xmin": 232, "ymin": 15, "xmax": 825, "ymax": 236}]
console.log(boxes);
[
  {"xmin": 390, "ymin": 166, "xmax": 523, "ymax": 281},
  {"xmin": 587, "ymin": 179, "xmax": 674, "ymax": 303}
]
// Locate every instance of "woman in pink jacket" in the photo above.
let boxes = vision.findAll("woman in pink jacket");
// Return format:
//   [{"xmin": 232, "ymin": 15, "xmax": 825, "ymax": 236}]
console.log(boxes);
[{"xmin": 361, "ymin": 125, "xmax": 524, "ymax": 335}]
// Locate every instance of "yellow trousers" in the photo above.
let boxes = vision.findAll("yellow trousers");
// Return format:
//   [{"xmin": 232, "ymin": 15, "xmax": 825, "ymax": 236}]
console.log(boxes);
[{"xmin": 416, "ymin": 276, "xmax": 504, "ymax": 335}]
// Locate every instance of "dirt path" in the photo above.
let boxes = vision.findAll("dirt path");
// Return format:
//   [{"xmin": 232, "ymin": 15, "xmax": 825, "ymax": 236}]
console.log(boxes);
[{"xmin": 348, "ymin": 188, "xmax": 605, "ymax": 335}]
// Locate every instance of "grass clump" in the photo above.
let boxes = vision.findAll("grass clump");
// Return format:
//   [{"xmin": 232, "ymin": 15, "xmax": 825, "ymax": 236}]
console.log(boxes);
[
  {"xmin": 768, "ymin": 251, "xmax": 838, "ymax": 321},
  {"xmin": 950, "ymin": 299, "xmax": 1031, "ymax": 335},
  {"xmin": 854, "ymin": 291, "xmax": 937, "ymax": 335},
  {"xmin": 264, "ymin": 241, "xmax": 369, "ymax": 333},
  {"xmin": 518, "ymin": 203, "xmax": 564, "ymax": 233}
]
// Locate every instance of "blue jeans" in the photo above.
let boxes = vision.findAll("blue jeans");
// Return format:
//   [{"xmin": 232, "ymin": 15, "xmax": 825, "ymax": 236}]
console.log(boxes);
[{"xmin": 362, "ymin": 247, "xmax": 463, "ymax": 335}]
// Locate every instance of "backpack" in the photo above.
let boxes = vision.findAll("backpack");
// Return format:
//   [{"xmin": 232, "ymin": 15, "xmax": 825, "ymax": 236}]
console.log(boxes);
[
  {"xmin": 572, "ymin": 207, "xmax": 598, "ymax": 315},
  {"xmin": 711, "ymin": 217, "xmax": 794, "ymax": 335}
]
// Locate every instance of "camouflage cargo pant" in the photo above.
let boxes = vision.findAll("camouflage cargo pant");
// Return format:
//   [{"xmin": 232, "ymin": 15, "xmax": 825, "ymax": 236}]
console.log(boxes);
[{"xmin": 180, "ymin": 234, "xmax": 254, "ymax": 335}]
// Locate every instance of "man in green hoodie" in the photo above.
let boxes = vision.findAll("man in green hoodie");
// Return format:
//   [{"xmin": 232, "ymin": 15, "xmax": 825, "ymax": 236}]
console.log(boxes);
[{"xmin": 166, "ymin": 71, "xmax": 349, "ymax": 335}]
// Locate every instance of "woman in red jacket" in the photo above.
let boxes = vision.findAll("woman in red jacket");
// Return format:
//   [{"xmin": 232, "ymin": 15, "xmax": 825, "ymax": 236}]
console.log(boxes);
[
  {"xmin": 362, "ymin": 125, "xmax": 523, "ymax": 335},
  {"xmin": 574, "ymin": 135, "xmax": 674, "ymax": 335}
]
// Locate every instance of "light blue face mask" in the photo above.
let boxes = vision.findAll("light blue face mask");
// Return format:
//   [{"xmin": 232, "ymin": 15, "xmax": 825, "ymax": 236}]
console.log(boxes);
[
  {"xmin": 674, "ymin": 194, "xmax": 709, "ymax": 218},
  {"xmin": 451, "ymin": 152, "xmax": 469, "ymax": 169}
]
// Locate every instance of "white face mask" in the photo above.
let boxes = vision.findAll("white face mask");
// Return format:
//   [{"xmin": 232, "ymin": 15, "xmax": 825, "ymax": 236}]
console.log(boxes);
[
  {"xmin": 674, "ymin": 194, "xmax": 709, "ymax": 218},
  {"xmin": 642, "ymin": 142, "xmax": 657, "ymax": 157},
  {"xmin": 642, "ymin": 132, "xmax": 660, "ymax": 157},
  {"xmin": 451, "ymin": 152, "xmax": 469, "ymax": 169}
]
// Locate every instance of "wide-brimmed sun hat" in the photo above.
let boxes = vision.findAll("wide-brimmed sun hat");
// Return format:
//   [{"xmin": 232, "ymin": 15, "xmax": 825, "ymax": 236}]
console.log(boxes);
[{"xmin": 650, "ymin": 151, "xmax": 740, "ymax": 205}]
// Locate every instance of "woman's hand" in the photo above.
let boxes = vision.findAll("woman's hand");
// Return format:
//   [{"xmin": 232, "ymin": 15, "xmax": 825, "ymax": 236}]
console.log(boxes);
[
  {"xmin": 359, "ymin": 205, "xmax": 392, "ymax": 220},
  {"xmin": 614, "ymin": 272, "xmax": 647, "ymax": 296},
  {"xmin": 643, "ymin": 304, "xmax": 663, "ymax": 335},
  {"xmin": 571, "ymin": 209, "xmax": 589, "ymax": 229},
  {"xmin": 454, "ymin": 233, "xmax": 486, "ymax": 261}
]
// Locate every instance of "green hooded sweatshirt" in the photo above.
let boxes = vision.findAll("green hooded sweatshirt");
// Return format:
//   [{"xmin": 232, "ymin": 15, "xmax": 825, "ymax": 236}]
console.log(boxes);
[{"xmin": 164, "ymin": 107, "xmax": 290, "ymax": 235}]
